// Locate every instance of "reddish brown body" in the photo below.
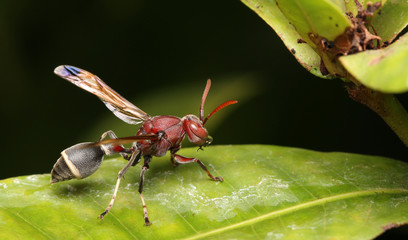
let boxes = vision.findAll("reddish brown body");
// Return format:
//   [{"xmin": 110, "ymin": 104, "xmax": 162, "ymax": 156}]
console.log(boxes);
[
  {"xmin": 137, "ymin": 114, "xmax": 211, "ymax": 158},
  {"xmin": 137, "ymin": 116, "xmax": 185, "ymax": 157}
]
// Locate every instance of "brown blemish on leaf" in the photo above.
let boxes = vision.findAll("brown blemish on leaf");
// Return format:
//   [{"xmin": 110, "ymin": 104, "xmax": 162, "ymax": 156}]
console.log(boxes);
[
  {"xmin": 306, "ymin": 1, "xmax": 384, "ymax": 78},
  {"xmin": 291, "ymin": 48, "xmax": 296, "ymax": 54},
  {"xmin": 311, "ymin": 1, "xmax": 382, "ymax": 57},
  {"xmin": 335, "ymin": 1, "xmax": 382, "ymax": 55},
  {"xmin": 369, "ymin": 55, "xmax": 385, "ymax": 65},
  {"xmin": 320, "ymin": 60, "xmax": 329, "ymax": 76},
  {"xmin": 297, "ymin": 38, "xmax": 306, "ymax": 44}
]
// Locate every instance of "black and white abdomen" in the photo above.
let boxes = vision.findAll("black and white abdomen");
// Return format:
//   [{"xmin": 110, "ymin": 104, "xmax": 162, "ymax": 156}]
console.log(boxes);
[{"xmin": 51, "ymin": 142, "xmax": 105, "ymax": 183}]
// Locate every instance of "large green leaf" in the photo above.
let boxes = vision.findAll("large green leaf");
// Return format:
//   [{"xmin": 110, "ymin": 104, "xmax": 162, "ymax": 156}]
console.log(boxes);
[
  {"xmin": 1, "ymin": 145, "xmax": 408, "ymax": 239},
  {"xmin": 340, "ymin": 33, "xmax": 408, "ymax": 93}
]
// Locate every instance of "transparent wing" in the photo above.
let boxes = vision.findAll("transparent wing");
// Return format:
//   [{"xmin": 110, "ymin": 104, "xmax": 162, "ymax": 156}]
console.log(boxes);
[{"xmin": 54, "ymin": 65, "xmax": 150, "ymax": 124}]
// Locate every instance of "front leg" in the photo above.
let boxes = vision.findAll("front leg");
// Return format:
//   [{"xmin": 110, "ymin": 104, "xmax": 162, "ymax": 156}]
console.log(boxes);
[{"xmin": 173, "ymin": 154, "xmax": 223, "ymax": 182}]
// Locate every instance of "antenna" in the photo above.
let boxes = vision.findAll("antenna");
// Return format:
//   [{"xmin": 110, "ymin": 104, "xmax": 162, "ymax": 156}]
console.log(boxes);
[
  {"xmin": 203, "ymin": 100, "xmax": 238, "ymax": 125},
  {"xmin": 200, "ymin": 79, "xmax": 211, "ymax": 121}
]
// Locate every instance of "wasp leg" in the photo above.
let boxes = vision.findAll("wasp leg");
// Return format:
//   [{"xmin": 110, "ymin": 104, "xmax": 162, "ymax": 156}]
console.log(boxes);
[
  {"xmin": 170, "ymin": 147, "xmax": 181, "ymax": 167},
  {"xmin": 139, "ymin": 155, "xmax": 152, "ymax": 226},
  {"xmin": 98, "ymin": 130, "xmax": 131, "ymax": 160},
  {"xmin": 173, "ymin": 154, "xmax": 223, "ymax": 182},
  {"xmin": 99, "ymin": 149, "xmax": 141, "ymax": 219}
]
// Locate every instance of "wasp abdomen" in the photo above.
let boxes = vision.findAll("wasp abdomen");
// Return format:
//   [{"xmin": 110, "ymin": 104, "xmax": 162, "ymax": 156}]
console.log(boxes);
[{"xmin": 51, "ymin": 142, "xmax": 105, "ymax": 183}]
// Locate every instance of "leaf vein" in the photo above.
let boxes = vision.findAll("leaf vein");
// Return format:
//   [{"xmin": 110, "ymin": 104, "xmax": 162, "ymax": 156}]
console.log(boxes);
[
  {"xmin": 180, "ymin": 188, "xmax": 408, "ymax": 240},
  {"xmin": 8, "ymin": 208, "xmax": 53, "ymax": 239}
]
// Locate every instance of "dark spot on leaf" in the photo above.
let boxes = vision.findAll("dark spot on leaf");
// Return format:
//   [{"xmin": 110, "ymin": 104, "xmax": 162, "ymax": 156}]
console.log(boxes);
[
  {"xmin": 366, "ymin": 1, "xmax": 382, "ymax": 14},
  {"xmin": 291, "ymin": 48, "xmax": 296, "ymax": 54},
  {"xmin": 335, "ymin": 24, "xmax": 339, "ymax": 27},
  {"xmin": 321, "ymin": 38, "xmax": 335, "ymax": 49},
  {"xmin": 329, "ymin": 16, "xmax": 333, "ymax": 20},
  {"xmin": 320, "ymin": 60, "xmax": 329, "ymax": 76},
  {"xmin": 297, "ymin": 38, "xmax": 306, "ymax": 44}
]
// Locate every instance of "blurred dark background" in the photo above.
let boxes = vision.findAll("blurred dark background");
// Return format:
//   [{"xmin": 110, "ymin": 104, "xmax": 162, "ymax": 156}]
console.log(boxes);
[{"xmin": 1, "ymin": 0, "xmax": 407, "ymax": 181}]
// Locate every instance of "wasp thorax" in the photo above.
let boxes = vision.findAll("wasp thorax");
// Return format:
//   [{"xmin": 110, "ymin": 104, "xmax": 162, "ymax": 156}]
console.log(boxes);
[
  {"xmin": 183, "ymin": 115, "xmax": 211, "ymax": 146},
  {"xmin": 51, "ymin": 142, "xmax": 105, "ymax": 184}
]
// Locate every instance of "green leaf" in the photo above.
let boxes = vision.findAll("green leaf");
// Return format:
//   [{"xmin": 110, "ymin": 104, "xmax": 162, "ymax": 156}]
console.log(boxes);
[
  {"xmin": 340, "ymin": 33, "xmax": 408, "ymax": 93},
  {"xmin": 274, "ymin": 0, "xmax": 351, "ymax": 41},
  {"xmin": 371, "ymin": 0, "xmax": 408, "ymax": 42},
  {"xmin": 241, "ymin": 0, "xmax": 333, "ymax": 78},
  {"xmin": 1, "ymin": 145, "xmax": 408, "ymax": 239}
]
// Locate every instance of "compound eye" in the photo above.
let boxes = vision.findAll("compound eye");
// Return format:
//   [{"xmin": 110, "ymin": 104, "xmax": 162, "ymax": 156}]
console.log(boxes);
[
  {"xmin": 184, "ymin": 117, "xmax": 209, "ymax": 146},
  {"xmin": 190, "ymin": 122, "xmax": 208, "ymax": 139}
]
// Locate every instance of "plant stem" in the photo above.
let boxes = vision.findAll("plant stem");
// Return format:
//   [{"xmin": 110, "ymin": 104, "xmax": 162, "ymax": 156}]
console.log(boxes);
[{"xmin": 347, "ymin": 84, "xmax": 408, "ymax": 147}]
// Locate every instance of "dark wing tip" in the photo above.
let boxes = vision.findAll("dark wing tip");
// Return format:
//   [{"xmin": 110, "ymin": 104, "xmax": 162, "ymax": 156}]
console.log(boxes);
[{"xmin": 54, "ymin": 65, "xmax": 82, "ymax": 78}]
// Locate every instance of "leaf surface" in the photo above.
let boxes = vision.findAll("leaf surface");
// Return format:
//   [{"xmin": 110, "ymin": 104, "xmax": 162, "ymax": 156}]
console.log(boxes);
[
  {"xmin": 371, "ymin": 0, "xmax": 408, "ymax": 42},
  {"xmin": 1, "ymin": 145, "xmax": 408, "ymax": 239},
  {"xmin": 274, "ymin": 0, "xmax": 351, "ymax": 41}
]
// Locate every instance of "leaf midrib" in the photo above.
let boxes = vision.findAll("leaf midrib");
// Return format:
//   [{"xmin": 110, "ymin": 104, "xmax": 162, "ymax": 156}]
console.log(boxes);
[{"xmin": 181, "ymin": 188, "xmax": 408, "ymax": 240}]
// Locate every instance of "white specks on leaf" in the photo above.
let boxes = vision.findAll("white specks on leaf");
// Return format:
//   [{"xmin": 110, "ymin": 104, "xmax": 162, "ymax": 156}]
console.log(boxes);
[
  {"xmin": 266, "ymin": 232, "xmax": 284, "ymax": 239},
  {"xmin": 287, "ymin": 223, "xmax": 316, "ymax": 230},
  {"xmin": 150, "ymin": 175, "xmax": 297, "ymax": 222},
  {"xmin": 389, "ymin": 196, "xmax": 408, "ymax": 208},
  {"xmin": 12, "ymin": 177, "xmax": 42, "ymax": 188}
]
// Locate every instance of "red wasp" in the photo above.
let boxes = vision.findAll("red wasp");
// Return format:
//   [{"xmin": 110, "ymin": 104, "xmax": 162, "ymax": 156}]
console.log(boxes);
[{"xmin": 51, "ymin": 65, "xmax": 237, "ymax": 225}]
